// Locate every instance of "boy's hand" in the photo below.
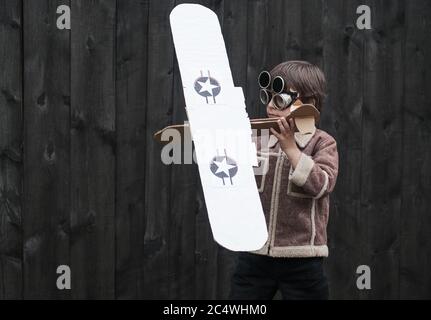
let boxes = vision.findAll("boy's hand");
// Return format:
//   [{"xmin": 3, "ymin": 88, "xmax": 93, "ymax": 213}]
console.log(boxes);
[{"xmin": 270, "ymin": 118, "xmax": 301, "ymax": 169}]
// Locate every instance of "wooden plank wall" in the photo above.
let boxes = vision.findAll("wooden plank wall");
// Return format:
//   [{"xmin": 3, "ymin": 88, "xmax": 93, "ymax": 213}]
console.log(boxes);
[{"xmin": 0, "ymin": 0, "xmax": 430, "ymax": 299}]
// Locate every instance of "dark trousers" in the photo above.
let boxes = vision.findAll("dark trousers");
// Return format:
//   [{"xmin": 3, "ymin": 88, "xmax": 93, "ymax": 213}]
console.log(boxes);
[{"xmin": 229, "ymin": 252, "xmax": 329, "ymax": 300}]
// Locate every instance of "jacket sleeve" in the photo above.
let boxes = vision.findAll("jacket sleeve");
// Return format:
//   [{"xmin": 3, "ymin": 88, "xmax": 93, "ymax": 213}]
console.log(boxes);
[{"xmin": 288, "ymin": 136, "xmax": 339, "ymax": 199}]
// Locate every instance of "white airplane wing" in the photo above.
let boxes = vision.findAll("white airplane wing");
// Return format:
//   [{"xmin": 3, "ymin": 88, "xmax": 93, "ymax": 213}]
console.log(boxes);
[{"xmin": 170, "ymin": 4, "xmax": 268, "ymax": 251}]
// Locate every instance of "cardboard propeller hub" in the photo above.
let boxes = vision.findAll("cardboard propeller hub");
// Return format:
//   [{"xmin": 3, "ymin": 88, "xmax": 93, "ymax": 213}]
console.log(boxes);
[{"xmin": 153, "ymin": 100, "xmax": 320, "ymax": 144}]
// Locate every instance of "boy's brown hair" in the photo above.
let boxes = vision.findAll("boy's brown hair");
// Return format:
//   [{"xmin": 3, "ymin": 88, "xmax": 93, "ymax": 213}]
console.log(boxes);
[{"xmin": 270, "ymin": 60, "xmax": 327, "ymax": 111}]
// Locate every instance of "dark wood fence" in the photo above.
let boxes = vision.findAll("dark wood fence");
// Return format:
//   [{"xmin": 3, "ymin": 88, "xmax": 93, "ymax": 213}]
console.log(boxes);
[{"xmin": 0, "ymin": 0, "xmax": 430, "ymax": 299}]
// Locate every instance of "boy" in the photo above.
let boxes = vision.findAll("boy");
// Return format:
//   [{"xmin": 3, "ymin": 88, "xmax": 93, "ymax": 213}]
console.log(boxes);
[{"xmin": 229, "ymin": 61, "xmax": 339, "ymax": 300}]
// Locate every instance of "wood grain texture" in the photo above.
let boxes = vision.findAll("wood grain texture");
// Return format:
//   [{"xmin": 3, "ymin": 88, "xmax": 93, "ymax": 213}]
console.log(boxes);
[
  {"xmin": 0, "ymin": 0, "xmax": 23, "ymax": 300},
  {"xmin": 70, "ymin": 0, "xmax": 116, "ymax": 299},
  {"xmin": 246, "ymin": 0, "xmax": 271, "ymax": 119},
  {"xmin": 360, "ymin": 0, "xmax": 404, "ymax": 299},
  {"xmin": 142, "ymin": 0, "xmax": 175, "ymax": 299},
  {"xmin": 23, "ymin": 0, "xmax": 71, "ymax": 299},
  {"xmin": 322, "ymin": 0, "xmax": 366, "ymax": 300},
  {"xmin": 400, "ymin": 0, "xmax": 431, "ymax": 299},
  {"xmin": 115, "ymin": 0, "xmax": 149, "ymax": 300},
  {"xmin": 301, "ymin": 0, "xmax": 323, "ymax": 66}
]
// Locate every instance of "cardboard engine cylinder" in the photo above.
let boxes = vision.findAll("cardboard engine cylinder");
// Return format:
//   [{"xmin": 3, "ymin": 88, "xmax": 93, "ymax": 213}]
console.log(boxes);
[{"xmin": 258, "ymin": 70, "xmax": 271, "ymax": 89}]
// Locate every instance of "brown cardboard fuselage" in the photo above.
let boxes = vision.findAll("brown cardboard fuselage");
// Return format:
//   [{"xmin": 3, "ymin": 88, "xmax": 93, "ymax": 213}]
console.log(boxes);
[{"xmin": 153, "ymin": 103, "xmax": 320, "ymax": 144}]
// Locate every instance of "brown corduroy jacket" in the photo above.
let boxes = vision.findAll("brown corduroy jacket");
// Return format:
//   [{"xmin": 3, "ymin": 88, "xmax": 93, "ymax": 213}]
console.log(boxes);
[{"xmin": 251, "ymin": 128, "xmax": 339, "ymax": 258}]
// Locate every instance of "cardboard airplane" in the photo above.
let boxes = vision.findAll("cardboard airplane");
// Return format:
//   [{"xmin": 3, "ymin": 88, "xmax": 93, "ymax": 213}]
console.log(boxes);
[
  {"xmin": 155, "ymin": 3, "xmax": 319, "ymax": 251},
  {"xmin": 154, "ymin": 100, "xmax": 320, "ymax": 144}
]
